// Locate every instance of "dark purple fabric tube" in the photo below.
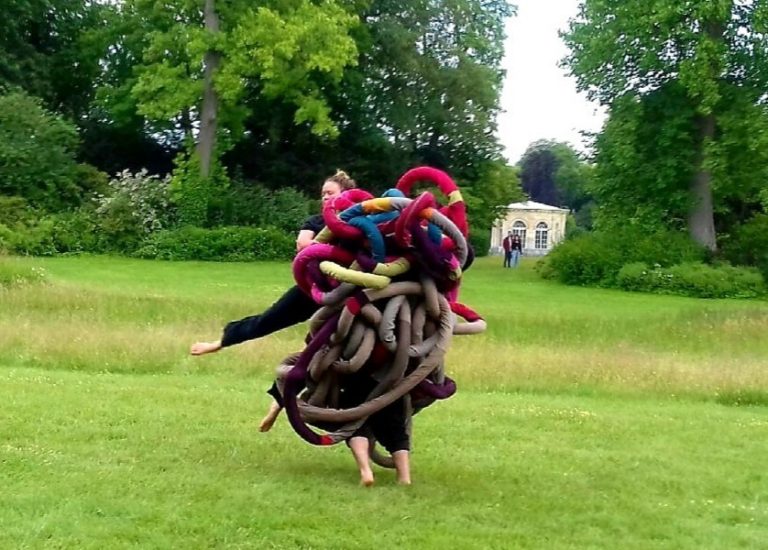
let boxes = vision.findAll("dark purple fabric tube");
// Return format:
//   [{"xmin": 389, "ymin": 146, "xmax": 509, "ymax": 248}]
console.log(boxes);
[
  {"xmin": 415, "ymin": 376, "xmax": 457, "ymax": 399},
  {"xmin": 282, "ymin": 314, "xmax": 340, "ymax": 446}
]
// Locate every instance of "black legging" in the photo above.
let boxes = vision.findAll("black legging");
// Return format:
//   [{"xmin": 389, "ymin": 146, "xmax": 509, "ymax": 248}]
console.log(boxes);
[
  {"xmin": 219, "ymin": 284, "xmax": 319, "ymax": 408},
  {"xmin": 220, "ymin": 285, "xmax": 319, "ymax": 347}
]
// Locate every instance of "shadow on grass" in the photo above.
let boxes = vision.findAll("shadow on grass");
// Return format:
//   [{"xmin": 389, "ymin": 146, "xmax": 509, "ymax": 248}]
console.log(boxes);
[{"xmin": 715, "ymin": 390, "xmax": 768, "ymax": 407}]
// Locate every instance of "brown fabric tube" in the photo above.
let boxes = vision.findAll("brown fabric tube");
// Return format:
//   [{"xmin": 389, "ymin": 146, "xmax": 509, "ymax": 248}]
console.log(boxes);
[
  {"xmin": 332, "ymin": 328, "xmax": 375, "ymax": 374},
  {"xmin": 378, "ymin": 295, "xmax": 405, "ymax": 353}
]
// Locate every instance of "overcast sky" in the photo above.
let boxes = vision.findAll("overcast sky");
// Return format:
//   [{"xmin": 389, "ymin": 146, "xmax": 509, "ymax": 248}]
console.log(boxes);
[{"xmin": 496, "ymin": 0, "xmax": 606, "ymax": 164}]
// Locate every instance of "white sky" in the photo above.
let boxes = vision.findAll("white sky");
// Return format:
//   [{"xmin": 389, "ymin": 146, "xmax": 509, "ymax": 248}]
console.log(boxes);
[{"xmin": 497, "ymin": 0, "xmax": 607, "ymax": 164}]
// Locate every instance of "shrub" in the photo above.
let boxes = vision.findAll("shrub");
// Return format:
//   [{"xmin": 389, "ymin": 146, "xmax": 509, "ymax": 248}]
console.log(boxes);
[
  {"xmin": 94, "ymin": 169, "xmax": 177, "ymax": 252},
  {"xmin": 213, "ymin": 180, "xmax": 313, "ymax": 233},
  {"xmin": 0, "ymin": 91, "xmax": 83, "ymax": 211},
  {"xmin": 48, "ymin": 210, "xmax": 100, "ymax": 253},
  {"xmin": 617, "ymin": 262, "xmax": 765, "ymax": 299},
  {"xmin": 0, "ymin": 219, "xmax": 58, "ymax": 256},
  {"xmin": 0, "ymin": 208, "xmax": 99, "ymax": 256},
  {"xmin": 468, "ymin": 229, "xmax": 490, "ymax": 258},
  {"xmin": 616, "ymin": 262, "xmax": 655, "ymax": 292},
  {"xmin": 536, "ymin": 231, "xmax": 626, "ymax": 286},
  {"xmin": 169, "ymin": 151, "xmax": 229, "ymax": 227},
  {"xmin": 96, "ymin": 169, "xmax": 176, "ymax": 233},
  {"xmin": 271, "ymin": 187, "xmax": 315, "ymax": 234},
  {"xmin": 721, "ymin": 214, "xmax": 768, "ymax": 282},
  {"xmin": 0, "ymin": 224, "xmax": 13, "ymax": 254},
  {"xmin": 133, "ymin": 226, "xmax": 295, "ymax": 262},
  {"xmin": 538, "ymin": 227, "xmax": 706, "ymax": 286},
  {"xmin": 0, "ymin": 196, "xmax": 37, "ymax": 226}
]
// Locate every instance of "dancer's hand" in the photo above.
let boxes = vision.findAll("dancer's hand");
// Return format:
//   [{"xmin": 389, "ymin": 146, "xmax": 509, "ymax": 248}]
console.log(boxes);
[{"xmin": 190, "ymin": 341, "xmax": 222, "ymax": 356}]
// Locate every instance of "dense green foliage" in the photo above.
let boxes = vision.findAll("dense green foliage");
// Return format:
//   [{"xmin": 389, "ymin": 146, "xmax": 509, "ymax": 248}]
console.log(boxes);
[
  {"xmin": 0, "ymin": 0, "xmax": 520, "ymax": 251},
  {"xmin": 563, "ymin": 0, "xmax": 768, "ymax": 251},
  {"xmin": 134, "ymin": 226, "xmax": 294, "ymax": 262},
  {"xmin": 462, "ymin": 159, "xmax": 524, "ymax": 250},
  {"xmin": 517, "ymin": 140, "xmax": 594, "ymax": 227},
  {"xmin": 540, "ymin": 225, "xmax": 766, "ymax": 298},
  {"xmin": 130, "ymin": 0, "xmax": 357, "ymax": 135},
  {"xmin": 0, "ymin": 0, "xmax": 110, "ymax": 118},
  {"xmin": 538, "ymin": 0, "xmax": 768, "ymax": 289},
  {"xmin": 722, "ymin": 213, "xmax": 768, "ymax": 281},
  {"xmin": 588, "ymin": 82, "xmax": 768, "ymax": 235},
  {"xmin": 0, "ymin": 92, "xmax": 97, "ymax": 211},
  {"xmin": 617, "ymin": 261, "xmax": 765, "ymax": 299},
  {"xmin": 0, "ymin": 168, "xmax": 308, "ymax": 260},
  {"xmin": 538, "ymin": 227, "xmax": 707, "ymax": 287}
]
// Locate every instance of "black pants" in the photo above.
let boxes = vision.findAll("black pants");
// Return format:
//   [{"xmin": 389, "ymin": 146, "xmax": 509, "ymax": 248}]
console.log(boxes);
[
  {"xmin": 221, "ymin": 285, "xmax": 319, "ymax": 347},
  {"xmin": 341, "ymin": 373, "xmax": 410, "ymax": 454},
  {"xmin": 221, "ymin": 284, "xmax": 318, "ymax": 409}
]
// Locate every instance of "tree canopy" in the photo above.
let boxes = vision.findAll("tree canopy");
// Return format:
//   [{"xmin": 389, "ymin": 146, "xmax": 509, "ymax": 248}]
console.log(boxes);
[
  {"xmin": 562, "ymin": 0, "xmax": 768, "ymax": 250},
  {"xmin": 0, "ymin": 0, "xmax": 522, "ymax": 251}
]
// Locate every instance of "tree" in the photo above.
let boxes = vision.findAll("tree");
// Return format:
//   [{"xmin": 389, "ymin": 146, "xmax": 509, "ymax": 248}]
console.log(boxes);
[
  {"xmin": 344, "ymin": 0, "xmax": 515, "ymax": 175},
  {"xmin": 216, "ymin": 0, "xmax": 516, "ymax": 198},
  {"xmin": 462, "ymin": 160, "xmax": 523, "ymax": 231},
  {"xmin": 552, "ymin": 142, "xmax": 595, "ymax": 217},
  {"xmin": 0, "ymin": 0, "xmax": 115, "ymax": 120},
  {"xmin": 222, "ymin": 0, "xmax": 515, "ymax": 194},
  {"xmin": 199, "ymin": 0, "xmax": 221, "ymax": 179},
  {"xmin": 562, "ymin": 0, "xmax": 768, "ymax": 251},
  {"xmin": 588, "ymin": 83, "xmax": 696, "ymax": 231},
  {"xmin": 86, "ymin": 0, "xmax": 515, "ymax": 212},
  {"xmin": 518, "ymin": 140, "xmax": 563, "ymax": 206},
  {"xmin": 0, "ymin": 91, "xmax": 82, "ymax": 211},
  {"xmin": 95, "ymin": 0, "xmax": 358, "ymax": 224},
  {"xmin": 517, "ymin": 140, "xmax": 593, "ymax": 214},
  {"xmin": 122, "ymin": 0, "xmax": 358, "ymax": 151}
]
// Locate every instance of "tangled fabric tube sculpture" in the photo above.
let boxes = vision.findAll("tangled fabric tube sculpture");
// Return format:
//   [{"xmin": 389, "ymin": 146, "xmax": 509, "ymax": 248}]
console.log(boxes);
[{"xmin": 275, "ymin": 167, "xmax": 486, "ymax": 463}]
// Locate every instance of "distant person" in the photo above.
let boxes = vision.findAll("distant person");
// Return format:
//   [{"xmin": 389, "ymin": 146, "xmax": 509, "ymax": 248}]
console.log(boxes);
[
  {"xmin": 502, "ymin": 231, "xmax": 513, "ymax": 268},
  {"xmin": 510, "ymin": 234, "xmax": 523, "ymax": 268}
]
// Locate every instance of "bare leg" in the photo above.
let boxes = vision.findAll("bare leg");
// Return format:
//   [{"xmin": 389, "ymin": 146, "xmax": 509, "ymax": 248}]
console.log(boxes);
[
  {"xmin": 258, "ymin": 400, "xmax": 282, "ymax": 432},
  {"xmin": 392, "ymin": 450, "xmax": 411, "ymax": 485},
  {"xmin": 349, "ymin": 437, "xmax": 374, "ymax": 486}
]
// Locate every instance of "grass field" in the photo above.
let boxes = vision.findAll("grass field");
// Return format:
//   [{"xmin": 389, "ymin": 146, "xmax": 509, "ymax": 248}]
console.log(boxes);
[{"xmin": 1, "ymin": 255, "xmax": 767, "ymax": 548}]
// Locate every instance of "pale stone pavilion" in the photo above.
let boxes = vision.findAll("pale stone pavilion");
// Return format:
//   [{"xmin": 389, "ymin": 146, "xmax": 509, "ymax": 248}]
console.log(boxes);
[{"xmin": 490, "ymin": 201, "xmax": 569, "ymax": 256}]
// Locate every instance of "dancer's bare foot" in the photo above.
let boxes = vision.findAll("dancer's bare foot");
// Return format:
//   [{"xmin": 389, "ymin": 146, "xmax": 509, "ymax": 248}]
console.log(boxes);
[
  {"xmin": 360, "ymin": 469, "xmax": 375, "ymax": 487},
  {"xmin": 259, "ymin": 401, "xmax": 282, "ymax": 432},
  {"xmin": 190, "ymin": 341, "xmax": 222, "ymax": 356},
  {"xmin": 393, "ymin": 450, "xmax": 411, "ymax": 485},
  {"xmin": 349, "ymin": 436, "xmax": 375, "ymax": 487}
]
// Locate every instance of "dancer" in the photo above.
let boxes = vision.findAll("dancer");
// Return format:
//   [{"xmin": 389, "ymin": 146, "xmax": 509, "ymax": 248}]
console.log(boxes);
[{"xmin": 190, "ymin": 170, "xmax": 357, "ymax": 430}]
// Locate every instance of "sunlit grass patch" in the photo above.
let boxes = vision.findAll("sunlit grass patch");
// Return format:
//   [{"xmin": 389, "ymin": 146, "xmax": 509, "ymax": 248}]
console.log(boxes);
[{"xmin": 2, "ymin": 255, "xmax": 768, "ymax": 401}]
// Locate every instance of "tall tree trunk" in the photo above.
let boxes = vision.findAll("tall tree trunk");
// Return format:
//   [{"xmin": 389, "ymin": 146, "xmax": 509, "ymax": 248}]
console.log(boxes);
[
  {"xmin": 689, "ymin": 113, "xmax": 717, "ymax": 251},
  {"xmin": 688, "ymin": 14, "xmax": 725, "ymax": 253},
  {"xmin": 197, "ymin": 0, "xmax": 220, "ymax": 179},
  {"xmin": 181, "ymin": 108, "xmax": 193, "ymax": 144}
]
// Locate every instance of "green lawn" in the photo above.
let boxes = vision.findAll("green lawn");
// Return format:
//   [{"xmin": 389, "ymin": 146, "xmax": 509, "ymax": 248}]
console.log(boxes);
[{"xmin": 1, "ymin": 255, "xmax": 767, "ymax": 548}]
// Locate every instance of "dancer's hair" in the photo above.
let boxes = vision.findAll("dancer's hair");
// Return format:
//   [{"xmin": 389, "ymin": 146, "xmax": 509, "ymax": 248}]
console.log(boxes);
[{"xmin": 325, "ymin": 169, "xmax": 357, "ymax": 190}]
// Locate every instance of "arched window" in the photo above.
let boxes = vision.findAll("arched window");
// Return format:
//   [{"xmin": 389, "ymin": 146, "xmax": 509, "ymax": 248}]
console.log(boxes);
[
  {"xmin": 535, "ymin": 222, "xmax": 548, "ymax": 249},
  {"xmin": 512, "ymin": 220, "xmax": 526, "ymax": 246}
]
